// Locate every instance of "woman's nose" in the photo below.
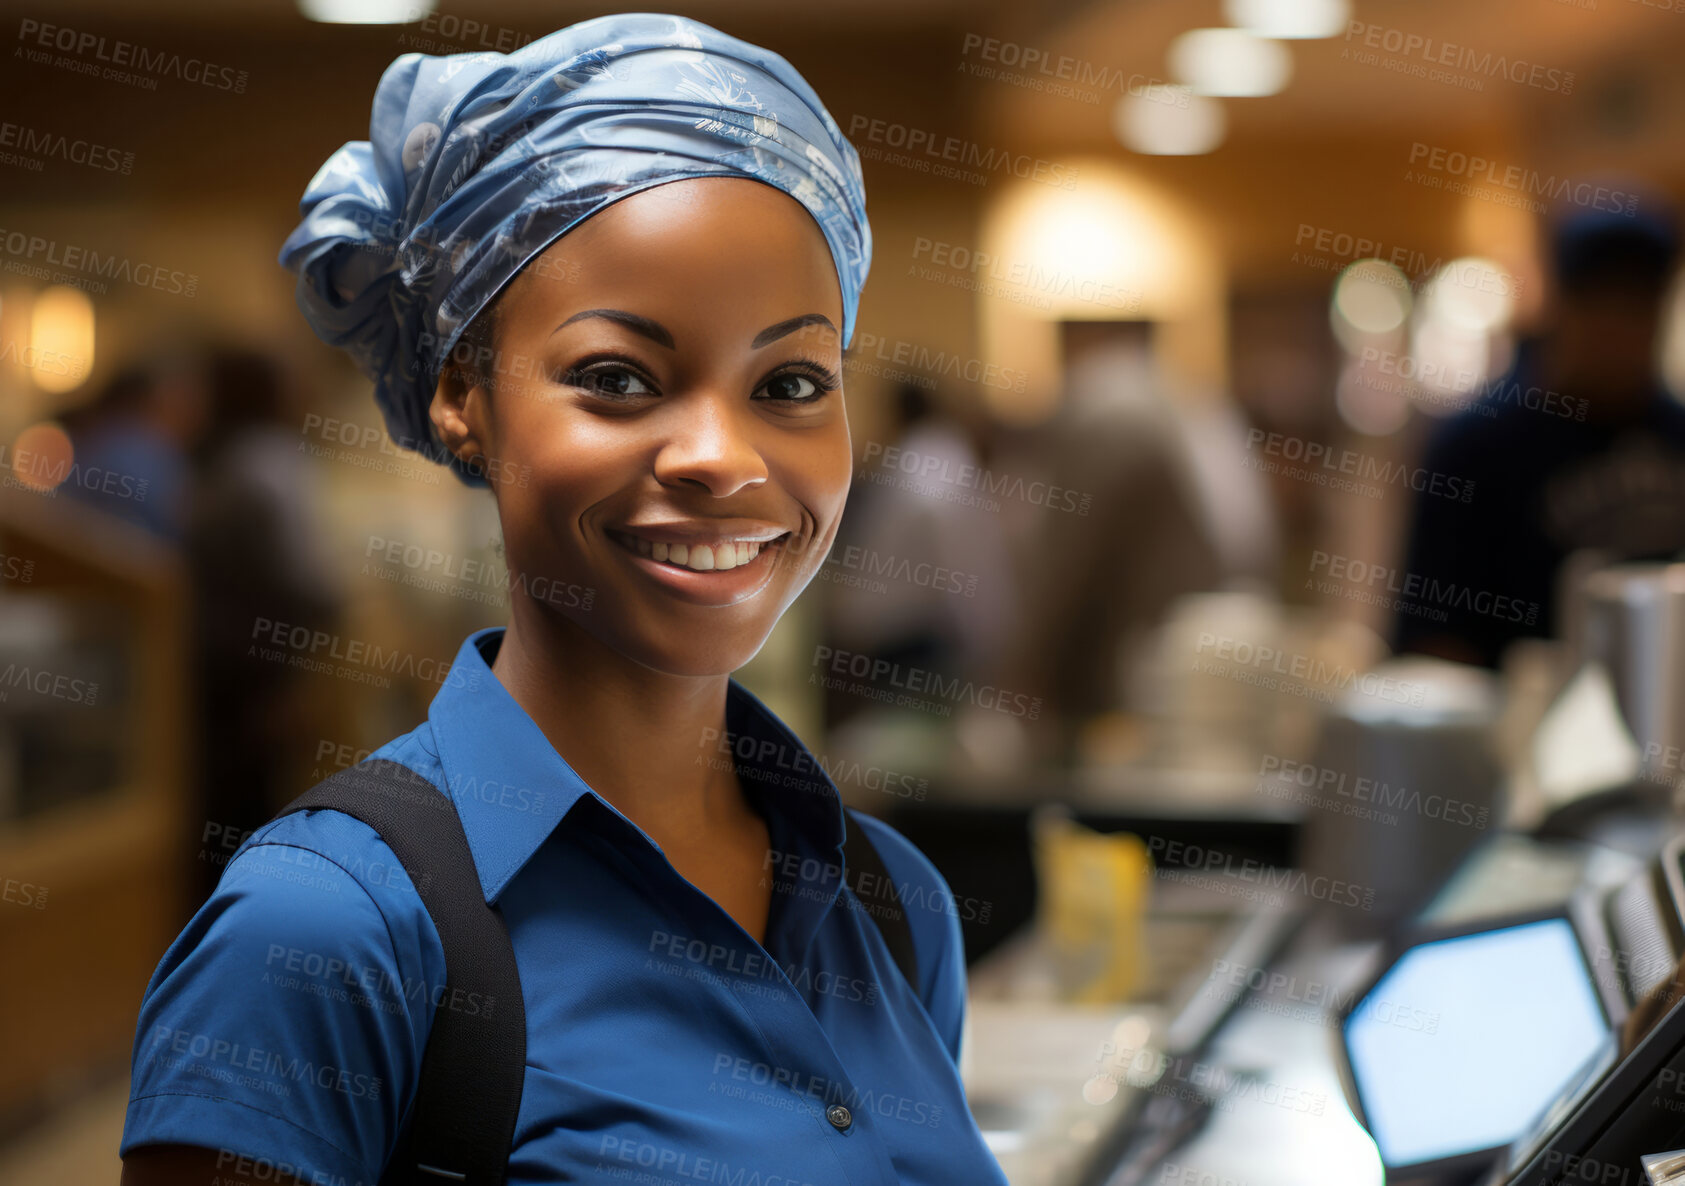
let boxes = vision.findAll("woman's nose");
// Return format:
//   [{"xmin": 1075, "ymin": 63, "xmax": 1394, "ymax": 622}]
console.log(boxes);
[{"xmin": 651, "ymin": 392, "xmax": 771, "ymax": 496}]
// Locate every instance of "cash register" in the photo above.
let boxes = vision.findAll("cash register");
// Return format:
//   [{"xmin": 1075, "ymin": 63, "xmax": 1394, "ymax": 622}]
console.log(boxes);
[{"xmin": 1338, "ymin": 830, "xmax": 1685, "ymax": 1186}]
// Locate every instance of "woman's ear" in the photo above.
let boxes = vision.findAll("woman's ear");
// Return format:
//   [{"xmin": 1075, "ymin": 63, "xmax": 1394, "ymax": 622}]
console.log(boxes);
[{"xmin": 429, "ymin": 357, "xmax": 488, "ymax": 473}]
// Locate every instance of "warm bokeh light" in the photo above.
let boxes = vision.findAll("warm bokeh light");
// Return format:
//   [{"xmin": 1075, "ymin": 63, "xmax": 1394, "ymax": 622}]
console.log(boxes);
[
  {"xmin": 1377, "ymin": 257, "xmax": 1522, "ymax": 418},
  {"xmin": 297, "ymin": 0, "xmax": 432, "ymax": 22},
  {"xmin": 1331, "ymin": 259, "xmax": 1412, "ymax": 349},
  {"xmin": 1420, "ymin": 257, "xmax": 1516, "ymax": 334},
  {"xmin": 10, "ymin": 420, "xmax": 74, "ymax": 492},
  {"xmin": 0, "ymin": 284, "xmax": 32, "ymax": 375},
  {"xmin": 1223, "ymin": 0, "xmax": 1351, "ymax": 39},
  {"xmin": 28, "ymin": 285, "xmax": 95, "ymax": 395},
  {"xmin": 1167, "ymin": 28, "xmax": 1292, "ymax": 98},
  {"xmin": 1113, "ymin": 88, "xmax": 1226, "ymax": 156},
  {"xmin": 978, "ymin": 158, "xmax": 1227, "ymax": 424},
  {"xmin": 1406, "ymin": 314, "xmax": 1499, "ymax": 412}
]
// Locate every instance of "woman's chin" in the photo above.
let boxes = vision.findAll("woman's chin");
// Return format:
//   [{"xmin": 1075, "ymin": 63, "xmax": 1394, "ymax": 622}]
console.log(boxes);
[{"xmin": 612, "ymin": 629, "xmax": 777, "ymax": 681}]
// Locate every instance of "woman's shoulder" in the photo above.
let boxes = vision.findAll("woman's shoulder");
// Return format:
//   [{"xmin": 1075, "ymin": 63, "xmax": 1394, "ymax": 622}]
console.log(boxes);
[
  {"xmin": 217, "ymin": 732, "xmax": 448, "ymax": 927},
  {"xmin": 179, "ymin": 762, "xmax": 452, "ymax": 1025},
  {"xmin": 844, "ymin": 809, "xmax": 974, "ymax": 1063},
  {"xmin": 151, "ymin": 733, "xmax": 455, "ymax": 1066},
  {"xmin": 123, "ymin": 749, "xmax": 452, "ymax": 1182},
  {"xmin": 123, "ymin": 761, "xmax": 454, "ymax": 1186},
  {"xmin": 845, "ymin": 809, "xmax": 946, "ymax": 900},
  {"xmin": 216, "ymin": 802, "xmax": 438, "ymax": 939},
  {"xmin": 845, "ymin": 813, "xmax": 968, "ymax": 950}
]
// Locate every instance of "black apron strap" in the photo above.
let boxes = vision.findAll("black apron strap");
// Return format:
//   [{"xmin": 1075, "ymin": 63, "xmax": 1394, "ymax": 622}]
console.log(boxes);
[{"xmin": 276, "ymin": 759, "xmax": 526, "ymax": 1186}]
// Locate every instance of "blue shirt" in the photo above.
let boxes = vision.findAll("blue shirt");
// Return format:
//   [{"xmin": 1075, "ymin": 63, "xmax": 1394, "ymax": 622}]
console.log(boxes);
[{"xmin": 122, "ymin": 627, "xmax": 1009, "ymax": 1185}]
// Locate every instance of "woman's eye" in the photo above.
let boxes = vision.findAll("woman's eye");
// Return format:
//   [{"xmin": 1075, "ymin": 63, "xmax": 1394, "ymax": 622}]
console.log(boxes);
[
  {"xmin": 759, "ymin": 373, "xmax": 823, "ymax": 403},
  {"xmin": 566, "ymin": 365, "xmax": 654, "ymax": 399}
]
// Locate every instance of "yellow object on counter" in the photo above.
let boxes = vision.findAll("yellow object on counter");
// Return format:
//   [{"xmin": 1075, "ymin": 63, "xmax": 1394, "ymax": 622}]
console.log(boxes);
[{"xmin": 1031, "ymin": 806, "xmax": 1153, "ymax": 1004}]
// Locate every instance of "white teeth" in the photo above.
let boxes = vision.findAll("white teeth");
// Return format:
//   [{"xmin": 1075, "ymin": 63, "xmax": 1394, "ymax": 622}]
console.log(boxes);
[{"xmin": 621, "ymin": 532, "xmax": 773, "ymax": 573}]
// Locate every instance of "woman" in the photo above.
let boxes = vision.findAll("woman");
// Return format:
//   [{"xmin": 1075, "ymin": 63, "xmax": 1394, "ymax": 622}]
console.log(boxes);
[{"xmin": 119, "ymin": 13, "xmax": 1010, "ymax": 1186}]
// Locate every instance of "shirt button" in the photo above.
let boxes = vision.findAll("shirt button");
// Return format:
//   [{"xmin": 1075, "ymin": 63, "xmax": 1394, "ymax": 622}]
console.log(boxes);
[{"xmin": 826, "ymin": 1104, "xmax": 853, "ymax": 1131}]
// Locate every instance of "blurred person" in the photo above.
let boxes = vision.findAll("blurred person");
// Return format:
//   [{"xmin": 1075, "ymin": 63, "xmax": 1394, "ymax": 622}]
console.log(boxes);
[
  {"xmin": 184, "ymin": 346, "xmax": 345, "ymax": 906},
  {"xmin": 120, "ymin": 16, "xmax": 1009, "ymax": 1186},
  {"xmin": 1394, "ymin": 200, "xmax": 1685, "ymax": 668},
  {"xmin": 823, "ymin": 380, "xmax": 1018, "ymax": 711},
  {"xmin": 993, "ymin": 321, "xmax": 1224, "ymax": 763},
  {"xmin": 1174, "ymin": 389, "xmax": 1282, "ymax": 594},
  {"xmin": 59, "ymin": 347, "xmax": 208, "ymax": 542}
]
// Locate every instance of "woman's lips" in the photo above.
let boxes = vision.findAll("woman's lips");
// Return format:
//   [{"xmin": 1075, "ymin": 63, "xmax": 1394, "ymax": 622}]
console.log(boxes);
[{"xmin": 607, "ymin": 528, "xmax": 792, "ymax": 606}]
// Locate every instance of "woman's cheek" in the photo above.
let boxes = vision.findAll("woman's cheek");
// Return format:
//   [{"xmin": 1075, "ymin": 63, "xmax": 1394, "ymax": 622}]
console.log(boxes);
[
  {"xmin": 496, "ymin": 462, "xmax": 593, "ymax": 588},
  {"xmin": 818, "ymin": 432, "xmax": 855, "ymax": 526}
]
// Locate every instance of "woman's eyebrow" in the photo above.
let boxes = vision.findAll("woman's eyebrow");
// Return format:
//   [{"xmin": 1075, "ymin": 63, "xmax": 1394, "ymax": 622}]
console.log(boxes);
[
  {"xmin": 752, "ymin": 313, "xmax": 837, "ymax": 348},
  {"xmin": 551, "ymin": 309, "xmax": 837, "ymax": 350},
  {"xmin": 553, "ymin": 308, "xmax": 675, "ymax": 348}
]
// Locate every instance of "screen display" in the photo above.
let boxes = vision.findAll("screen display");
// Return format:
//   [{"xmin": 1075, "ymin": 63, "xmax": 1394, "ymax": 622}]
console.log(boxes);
[
  {"xmin": 1503, "ymin": 1033, "xmax": 1620, "ymax": 1178},
  {"xmin": 1343, "ymin": 917, "xmax": 1610, "ymax": 1168}
]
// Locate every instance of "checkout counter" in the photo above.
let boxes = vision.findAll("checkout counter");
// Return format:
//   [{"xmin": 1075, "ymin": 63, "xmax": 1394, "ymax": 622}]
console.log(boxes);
[
  {"xmin": 895, "ymin": 566, "xmax": 1685, "ymax": 1186},
  {"xmin": 945, "ymin": 798, "xmax": 1685, "ymax": 1186}
]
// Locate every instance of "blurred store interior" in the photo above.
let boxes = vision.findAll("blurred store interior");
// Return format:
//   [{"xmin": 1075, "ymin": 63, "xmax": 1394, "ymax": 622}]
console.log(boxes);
[{"xmin": 10, "ymin": 0, "xmax": 1685, "ymax": 1183}]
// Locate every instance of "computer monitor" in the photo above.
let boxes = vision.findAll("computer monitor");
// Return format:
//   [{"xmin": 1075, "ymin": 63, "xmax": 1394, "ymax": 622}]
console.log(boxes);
[{"xmin": 1340, "ymin": 915, "xmax": 1612, "ymax": 1175}]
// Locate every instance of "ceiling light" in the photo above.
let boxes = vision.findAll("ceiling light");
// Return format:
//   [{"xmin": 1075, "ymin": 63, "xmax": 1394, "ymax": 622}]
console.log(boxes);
[
  {"xmin": 298, "ymin": 0, "xmax": 432, "ymax": 23},
  {"xmin": 1331, "ymin": 258, "xmax": 1412, "ymax": 348},
  {"xmin": 1114, "ymin": 88, "xmax": 1227, "ymax": 155},
  {"xmin": 1419, "ymin": 256, "xmax": 1517, "ymax": 334},
  {"xmin": 1168, "ymin": 28, "xmax": 1292, "ymax": 98},
  {"xmin": 29, "ymin": 285, "xmax": 93, "ymax": 394},
  {"xmin": 1224, "ymin": 0, "xmax": 1351, "ymax": 40}
]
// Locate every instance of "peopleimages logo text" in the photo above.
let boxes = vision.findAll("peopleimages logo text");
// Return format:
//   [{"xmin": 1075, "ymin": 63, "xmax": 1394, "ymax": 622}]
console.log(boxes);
[
  {"xmin": 1193, "ymin": 633, "xmax": 1423, "ymax": 706},
  {"xmin": 16, "ymin": 19, "xmax": 249, "ymax": 92},
  {"xmin": 0, "ymin": 226, "xmax": 197, "ymax": 296},
  {"xmin": 1408, "ymin": 144, "xmax": 1637, "ymax": 214},
  {"xmin": 811, "ymin": 645, "xmax": 1043, "ymax": 719},
  {"xmin": 1343, "ymin": 21, "xmax": 1575, "ymax": 93},
  {"xmin": 1309, "ymin": 551, "xmax": 1540, "ymax": 626},
  {"xmin": 1245, "ymin": 428, "xmax": 1475, "ymax": 502},
  {"xmin": 859, "ymin": 440, "xmax": 1089, "ymax": 514},
  {"xmin": 846, "ymin": 115, "xmax": 1079, "ymax": 190},
  {"xmin": 0, "ymin": 121, "xmax": 132, "ymax": 172},
  {"xmin": 145, "ymin": 1026, "xmax": 382, "ymax": 1099}
]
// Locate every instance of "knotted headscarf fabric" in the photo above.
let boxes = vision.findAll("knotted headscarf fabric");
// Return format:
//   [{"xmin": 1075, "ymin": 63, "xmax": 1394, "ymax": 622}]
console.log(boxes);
[{"xmin": 279, "ymin": 12, "xmax": 871, "ymax": 485}]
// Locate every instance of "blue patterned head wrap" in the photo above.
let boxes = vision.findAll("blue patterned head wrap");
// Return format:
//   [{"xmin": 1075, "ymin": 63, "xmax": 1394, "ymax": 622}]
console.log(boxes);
[{"xmin": 278, "ymin": 12, "xmax": 871, "ymax": 486}]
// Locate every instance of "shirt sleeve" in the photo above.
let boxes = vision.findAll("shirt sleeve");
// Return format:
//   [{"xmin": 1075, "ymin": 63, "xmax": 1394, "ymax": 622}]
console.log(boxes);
[
  {"xmin": 849, "ymin": 812, "xmax": 971, "ymax": 1068},
  {"xmin": 121, "ymin": 813, "xmax": 445, "ymax": 1184}
]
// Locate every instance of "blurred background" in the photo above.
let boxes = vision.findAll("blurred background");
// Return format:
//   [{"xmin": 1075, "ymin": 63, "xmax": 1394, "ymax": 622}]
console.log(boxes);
[{"xmin": 10, "ymin": 1, "xmax": 1685, "ymax": 1183}]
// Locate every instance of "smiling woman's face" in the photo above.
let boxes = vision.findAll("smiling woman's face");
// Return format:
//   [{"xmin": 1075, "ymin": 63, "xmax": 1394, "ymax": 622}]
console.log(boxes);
[{"xmin": 429, "ymin": 176, "xmax": 852, "ymax": 677}]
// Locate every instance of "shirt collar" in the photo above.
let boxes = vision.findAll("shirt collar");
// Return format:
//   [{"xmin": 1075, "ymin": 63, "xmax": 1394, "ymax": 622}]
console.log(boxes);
[{"xmin": 427, "ymin": 627, "xmax": 847, "ymax": 905}]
